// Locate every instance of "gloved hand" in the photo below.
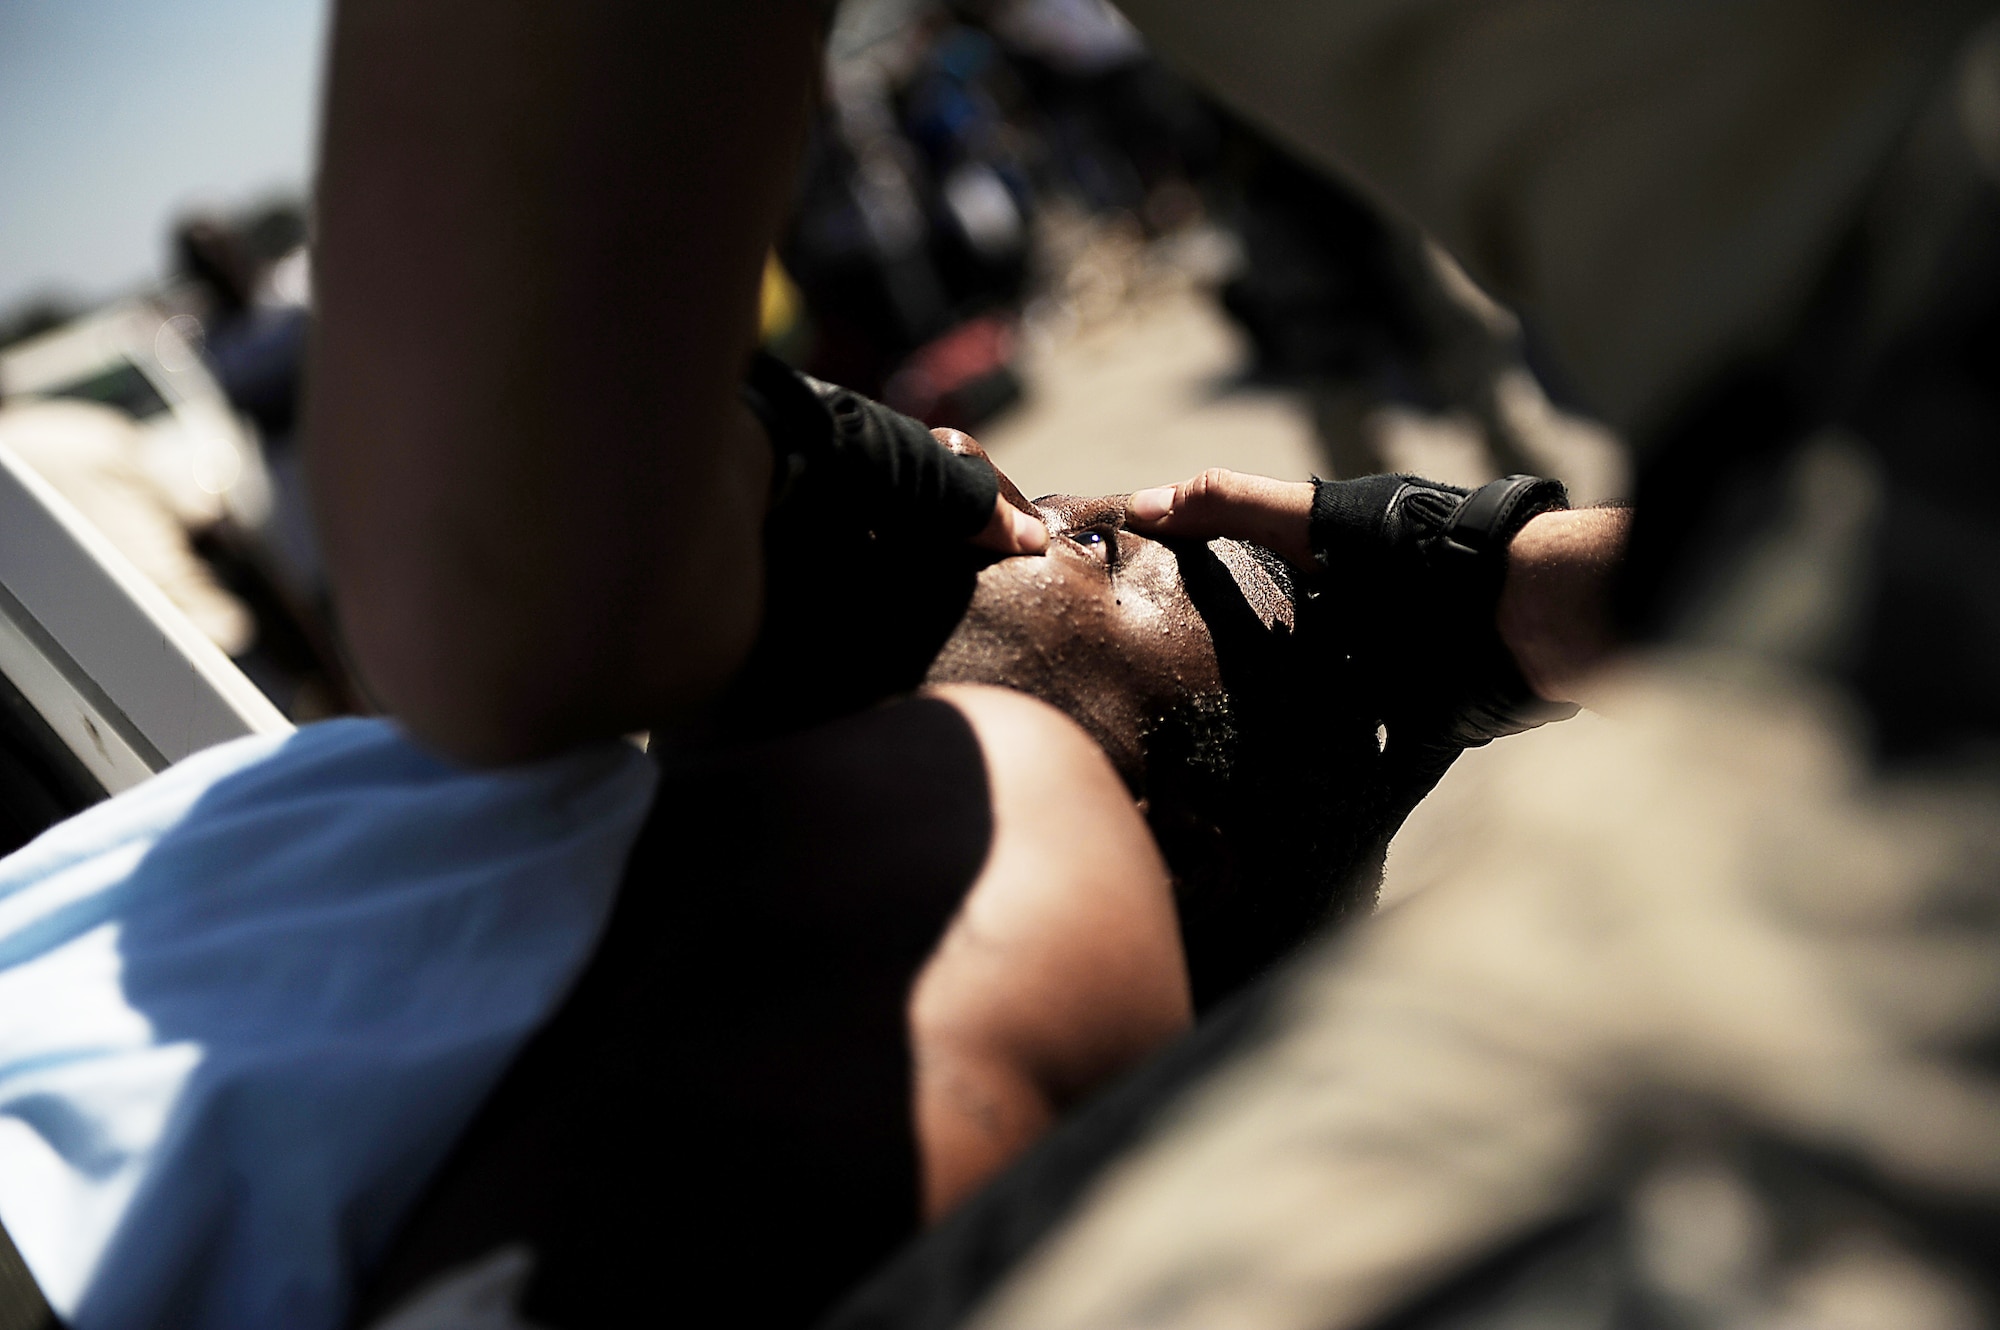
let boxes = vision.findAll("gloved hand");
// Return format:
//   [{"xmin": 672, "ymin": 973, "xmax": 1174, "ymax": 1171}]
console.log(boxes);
[
  {"xmin": 712, "ymin": 354, "xmax": 1040, "ymax": 740},
  {"xmin": 1127, "ymin": 468, "xmax": 1576, "ymax": 752},
  {"xmin": 742, "ymin": 351, "xmax": 1045, "ymax": 553},
  {"xmin": 1307, "ymin": 472, "xmax": 1576, "ymax": 749}
]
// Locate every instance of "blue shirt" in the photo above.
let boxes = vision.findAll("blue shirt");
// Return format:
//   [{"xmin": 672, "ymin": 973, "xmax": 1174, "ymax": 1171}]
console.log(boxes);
[{"xmin": 0, "ymin": 718, "xmax": 657, "ymax": 1328}]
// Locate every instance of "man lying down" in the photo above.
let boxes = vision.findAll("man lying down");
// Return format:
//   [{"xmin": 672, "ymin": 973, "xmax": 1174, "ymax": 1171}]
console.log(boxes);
[
  {"xmin": 0, "ymin": 371, "xmax": 1620, "ymax": 1330},
  {"xmin": 348, "ymin": 373, "xmax": 1622, "ymax": 1327}
]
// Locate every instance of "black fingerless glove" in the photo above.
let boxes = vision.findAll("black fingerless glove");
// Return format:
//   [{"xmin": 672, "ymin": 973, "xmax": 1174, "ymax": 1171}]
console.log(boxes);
[
  {"xmin": 1306, "ymin": 472, "xmax": 1576, "ymax": 751},
  {"xmin": 711, "ymin": 354, "xmax": 996, "ymax": 741},
  {"xmin": 742, "ymin": 351, "xmax": 998, "ymax": 542}
]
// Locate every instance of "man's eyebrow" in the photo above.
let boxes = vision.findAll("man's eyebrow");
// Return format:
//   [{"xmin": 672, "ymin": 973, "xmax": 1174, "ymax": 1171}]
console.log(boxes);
[{"xmin": 1033, "ymin": 497, "xmax": 1129, "ymax": 535}]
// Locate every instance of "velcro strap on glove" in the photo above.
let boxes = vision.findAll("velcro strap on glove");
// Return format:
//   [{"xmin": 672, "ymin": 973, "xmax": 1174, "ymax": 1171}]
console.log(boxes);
[{"xmin": 1308, "ymin": 472, "xmax": 1575, "ymax": 750}]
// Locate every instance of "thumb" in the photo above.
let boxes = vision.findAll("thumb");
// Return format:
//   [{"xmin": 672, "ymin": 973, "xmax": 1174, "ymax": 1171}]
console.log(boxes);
[{"xmin": 1125, "ymin": 469, "xmax": 1315, "ymax": 567}]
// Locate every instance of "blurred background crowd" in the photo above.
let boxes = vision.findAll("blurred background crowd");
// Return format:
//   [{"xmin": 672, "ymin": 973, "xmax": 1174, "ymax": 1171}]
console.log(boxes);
[{"xmin": 0, "ymin": 0, "xmax": 1627, "ymax": 726}]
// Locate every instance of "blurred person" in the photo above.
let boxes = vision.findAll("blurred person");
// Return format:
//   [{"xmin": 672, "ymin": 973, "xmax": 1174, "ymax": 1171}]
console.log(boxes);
[
  {"xmin": 170, "ymin": 210, "xmax": 344, "ymax": 715},
  {"xmin": 782, "ymin": 10, "xmax": 1032, "ymax": 425},
  {"xmin": 777, "ymin": 0, "xmax": 1216, "ymax": 427},
  {"xmin": 975, "ymin": 0, "xmax": 1218, "ymax": 222},
  {"xmin": 172, "ymin": 215, "xmax": 312, "ymax": 449}
]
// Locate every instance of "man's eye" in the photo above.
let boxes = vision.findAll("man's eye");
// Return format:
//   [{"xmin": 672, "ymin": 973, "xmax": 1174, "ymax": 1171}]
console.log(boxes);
[{"xmin": 1069, "ymin": 528, "xmax": 1114, "ymax": 561}]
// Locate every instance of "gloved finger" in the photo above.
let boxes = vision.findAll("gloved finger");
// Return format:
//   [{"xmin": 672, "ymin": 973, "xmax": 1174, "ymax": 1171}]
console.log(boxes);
[
  {"xmin": 930, "ymin": 428, "xmax": 1037, "ymax": 516},
  {"xmin": 929, "ymin": 428, "xmax": 1048, "ymax": 556},
  {"xmin": 969, "ymin": 492, "xmax": 1050, "ymax": 555},
  {"xmin": 1125, "ymin": 469, "xmax": 1315, "ymax": 567}
]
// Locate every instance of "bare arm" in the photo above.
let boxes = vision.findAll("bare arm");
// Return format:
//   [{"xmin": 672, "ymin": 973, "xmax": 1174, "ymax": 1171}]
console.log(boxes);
[
  {"xmin": 308, "ymin": 1, "xmax": 823, "ymax": 764},
  {"xmin": 1493, "ymin": 506, "xmax": 1628, "ymax": 705}
]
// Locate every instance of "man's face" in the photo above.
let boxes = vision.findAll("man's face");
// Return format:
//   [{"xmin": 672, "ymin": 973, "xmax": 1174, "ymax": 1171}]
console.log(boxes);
[
  {"xmin": 707, "ymin": 424, "xmax": 1355, "ymax": 1006},
  {"xmin": 925, "ymin": 440, "xmax": 1296, "ymax": 789},
  {"xmin": 924, "ymin": 442, "xmax": 1368, "ymax": 1008}
]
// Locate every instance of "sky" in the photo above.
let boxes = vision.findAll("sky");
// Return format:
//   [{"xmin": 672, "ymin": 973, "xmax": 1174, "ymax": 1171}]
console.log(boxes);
[{"xmin": 0, "ymin": 0, "xmax": 329, "ymax": 313}]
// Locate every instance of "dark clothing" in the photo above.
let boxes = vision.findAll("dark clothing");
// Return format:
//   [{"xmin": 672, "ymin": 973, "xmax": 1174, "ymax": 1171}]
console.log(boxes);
[{"xmin": 356, "ymin": 699, "xmax": 993, "ymax": 1328}]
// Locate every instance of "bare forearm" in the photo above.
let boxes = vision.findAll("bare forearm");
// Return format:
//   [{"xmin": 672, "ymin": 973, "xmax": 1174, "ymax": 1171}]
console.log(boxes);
[
  {"xmin": 308, "ymin": 0, "xmax": 820, "ymax": 763},
  {"xmin": 1497, "ymin": 507, "xmax": 1631, "ymax": 704}
]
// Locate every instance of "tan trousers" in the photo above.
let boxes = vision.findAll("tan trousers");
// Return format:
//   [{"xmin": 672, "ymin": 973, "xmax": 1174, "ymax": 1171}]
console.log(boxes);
[
  {"xmin": 973, "ymin": 654, "xmax": 2000, "ymax": 1330},
  {"xmin": 1116, "ymin": 0, "xmax": 1988, "ymax": 440}
]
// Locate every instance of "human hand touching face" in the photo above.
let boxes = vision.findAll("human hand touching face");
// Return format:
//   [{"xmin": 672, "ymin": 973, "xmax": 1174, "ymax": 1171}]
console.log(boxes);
[
  {"xmin": 966, "ymin": 463, "xmax": 1052, "ymax": 555},
  {"xmin": 1127, "ymin": 470, "xmax": 1317, "ymax": 569},
  {"xmin": 925, "ymin": 437, "xmax": 1299, "ymax": 786},
  {"xmin": 1126, "ymin": 467, "xmax": 1627, "ymax": 705},
  {"xmin": 926, "ymin": 436, "xmax": 1414, "ymax": 1008}
]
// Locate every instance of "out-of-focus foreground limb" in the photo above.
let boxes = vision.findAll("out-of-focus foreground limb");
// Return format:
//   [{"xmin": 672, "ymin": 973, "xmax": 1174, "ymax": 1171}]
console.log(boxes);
[{"xmin": 308, "ymin": 1, "xmax": 823, "ymax": 764}]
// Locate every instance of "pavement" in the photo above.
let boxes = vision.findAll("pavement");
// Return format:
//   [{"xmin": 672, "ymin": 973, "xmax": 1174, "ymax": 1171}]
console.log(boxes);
[
  {"xmin": 979, "ymin": 219, "xmax": 1628, "ymax": 506},
  {"xmin": 979, "ymin": 241, "xmax": 1324, "ymax": 501}
]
